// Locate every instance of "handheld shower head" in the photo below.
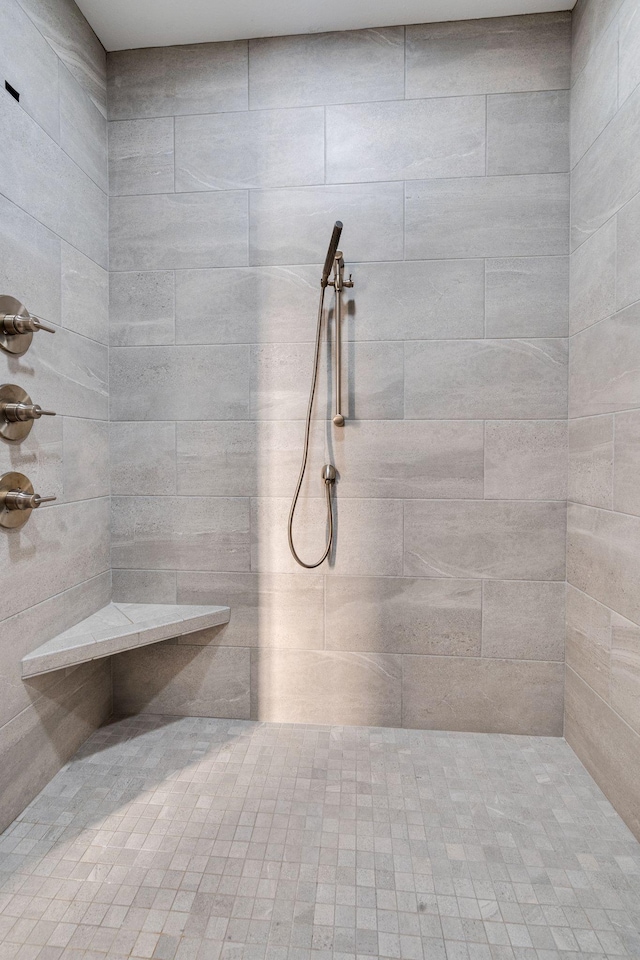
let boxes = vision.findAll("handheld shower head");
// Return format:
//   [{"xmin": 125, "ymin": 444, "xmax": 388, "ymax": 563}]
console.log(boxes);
[{"xmin": 321, "ymin": 221, "xmax": 343, "ymax": 287}]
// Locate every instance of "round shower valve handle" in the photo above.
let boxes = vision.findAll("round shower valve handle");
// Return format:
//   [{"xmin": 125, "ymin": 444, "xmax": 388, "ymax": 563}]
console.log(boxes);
[{"xmin": 0, "ymin": 472, "xmax": 56, "ymax": 529}]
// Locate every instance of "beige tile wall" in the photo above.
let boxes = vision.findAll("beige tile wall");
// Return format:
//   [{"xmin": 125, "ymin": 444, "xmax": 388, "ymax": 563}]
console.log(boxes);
[
  {"xmin": 0, "ymin": 0, "xmax": 111, "ymax": 830},
  {"xmin": 108, "ymin": 13, "xmax": 571, "ymax": 735},
  {"xmin": 566, "ymin": 0, "xmax": 640, "ymax": 841}
]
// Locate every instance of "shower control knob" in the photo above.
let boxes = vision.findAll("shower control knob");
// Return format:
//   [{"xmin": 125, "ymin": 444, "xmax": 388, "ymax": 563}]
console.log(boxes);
[
  {"xmin": 0, "ymin": 295, "xmax": 56, "ymax": 356},
  {"xmin": 0, "ymin": 472, "xmax": 56, "ymax": 529},
  {"xmin": 0, "ymin": 384, "xmax": 56, "ymax": 443}
]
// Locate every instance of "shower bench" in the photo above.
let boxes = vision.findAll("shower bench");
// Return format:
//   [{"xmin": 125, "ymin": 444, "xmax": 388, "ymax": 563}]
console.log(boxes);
[{"xmin": 21, "ymin": 602, "xmax": 230, "ymax": 678}]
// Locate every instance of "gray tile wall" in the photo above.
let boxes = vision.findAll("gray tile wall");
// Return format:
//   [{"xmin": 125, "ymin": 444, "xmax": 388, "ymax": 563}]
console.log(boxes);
[
  {"xmin": 108, "ymin": 13, "xmax": 570, "ymax": 735},
  {"xmin": 566, "ymin": 0, "xmax": 640, "ymax": 841},
  {"xmin": 0, "ymin": 0, "xmax": 111, "ymax": 830}
]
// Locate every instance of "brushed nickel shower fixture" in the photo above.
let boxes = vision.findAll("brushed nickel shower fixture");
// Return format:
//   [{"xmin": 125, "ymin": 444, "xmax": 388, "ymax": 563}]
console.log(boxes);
[
  {"xmin": 288, "ymin": 221, "xmax": 354, "ymax": 569},
  {"xmin": 0, "ymin": 471, "xmax": 56, "ymax": 529},
  {"xmin": 0, "ymin": 384, "xmax": 56, "ymax": 443},
  {"xmin": 0, "ymin": 295, "xmax": 56, "ymax": 356}
]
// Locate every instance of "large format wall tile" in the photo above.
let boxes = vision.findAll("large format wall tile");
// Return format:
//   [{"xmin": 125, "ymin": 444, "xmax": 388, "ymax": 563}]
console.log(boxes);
[
  {"xmin": 110, "ymin": 345, "xmax": 249, "ymax": 420},
  {"xmin": 351, "ymin": 260, "xmax": 485, "ymax": 342},
  {"xmin": 251, "ymin": 649, "xmax": 402, "ymax": 726},
  {"xmin": 63, "ymin": 418, "xmax": 109, "ymax": 501},
  {"xmin": 59, "ymin": 63, "xmax": 107, "ymax": 192},
  {"xmin": 248, "ymin": 27, "xmax": 404, "ymax": 109},
  {"xmin": 110, "ymin": 192, "xmax": 248, "ymax": 271},
  {"xmin": 485, "ymin": 257, "xmax": 569, "ymax": 338},
  {"xmin": 568, "ymin": 415, "xmax": 614, "ymax": 509},
  {"xmin": 569, "ymin": 301, "xmax": 640, "ymax": 417},
  {"xmin": 404, "ymin": 500, "xmax": 566, "ymax": 580},
  {"xmin": 406, "ymin": 13, "xmax": 571, "ymax": 97},
  {"xmin": 405, "ymin": 339, "xmax": 567, "ymax": 420},
  {"xmin": 0, "ymin": 194, "xmax": 61, "ymax": 325},
  {"xmin": 619, "ymin": 0, "xmax": 640, "ymax": 104},
  {"xmin": 402, "ymin": 656, "xmax": 564, "ymax": 734},
  {"xmin": 108, "ymin": 118, "xmax": 175, "ymax": 196},
  {"xmin": 571, "ymin": 0, "xmax": 623, "ymax": 80},
  {"xmin": 107, "ymin": 42, "xmax": 248, "ymax": 119},
  {"xmin": 175, "ymin": 109, "xmax": 324, "ymax": 191},
  {"xmin": 325, "ymin": 577, "xmax": 482, "ymax": 656},
  {"xmin": 0, "ymin": 0, "xmax": 60, "ymax": 140},
  {"xmin": 113, "ymin": 644, "xmax": 250, "ymax": 719},
  {"xmin": 325, "ymin": 97, "xmax": 486, "ymax": 183},
  {"xmin": 484, "ymin": 420, "xmax": 567, "ymax": 500},
  {"xmin": 109, "ymin": 271, "xmax": 175, "ymax": 346},
  {"xmin": 569, "ymin": 218, "xmax": 616, "ymax": 335},
  {"xmin": 176, "ymin": 571, "xmax": 324, "ymax": 649},
  {"xmin": 567, "ymin": 501, "xmax": 640, "ymax": 625},
  {"xmin": 110, "ymin": 421, "xmax": 177, "ymax": 496},
  {"xmin": 112, "ymin": 496, "xmax": 251, "ymax": 572},
  {"xmin": 482, "ymin": 580, "xmax": 565, "ymax": 660},
  {"xmin": 613, "ymin": 409, "xmax": 640, "ymax": 515},
  {"xmin": 610, "ymin": 612, "xmax": 640, "ymax": 733},
  {"xmin": 566, "ymin": 584, "xmax": 611, "ymax": 700},
  {"xmin": 487, "ymin": 91, "xmax": 569, "ymax": 176},
  {"xmin": 61, "ymin": 242, "xmax": 108, "ymax": 345},
  {"xmin": 405, "ymin": 175, "xmax": 569, "ymax": 260},
  {"xmin": 616, "ymin": 191, "xmax": 640, "ymax": 311},
  {"xmin": 26, "ymin": 326, "xmax": 108, "ymax": 420},
  {"xmin": 570, "ymin": 18, "xmax": 618, "ymax": 167},
  {"xmin": 249, "ymin": 183, "xmax": 403, "ymax": 266}
]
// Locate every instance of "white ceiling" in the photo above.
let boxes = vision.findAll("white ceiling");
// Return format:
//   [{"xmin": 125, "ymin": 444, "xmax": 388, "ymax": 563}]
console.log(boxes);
[{"xmin": 76, "ymin": 0, "xmax": 576, "ymax": 52}]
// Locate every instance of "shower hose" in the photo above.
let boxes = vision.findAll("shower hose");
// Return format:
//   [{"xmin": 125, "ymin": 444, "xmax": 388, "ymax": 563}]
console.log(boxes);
[{"xmin": 287, "ymin": 285, "xmax": 335, "ymax": 568}]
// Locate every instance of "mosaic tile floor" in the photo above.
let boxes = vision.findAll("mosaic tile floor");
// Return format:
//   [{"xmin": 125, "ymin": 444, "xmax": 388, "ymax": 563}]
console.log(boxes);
[{"xmin": 0, "ymin": 716, "xmax": 639, "ymax": 960}]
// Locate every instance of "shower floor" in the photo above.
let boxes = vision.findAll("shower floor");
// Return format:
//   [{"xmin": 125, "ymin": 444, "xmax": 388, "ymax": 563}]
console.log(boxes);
[{"xmin": 0, "ymin": 717, "xmax": 639, "ymax": 960}]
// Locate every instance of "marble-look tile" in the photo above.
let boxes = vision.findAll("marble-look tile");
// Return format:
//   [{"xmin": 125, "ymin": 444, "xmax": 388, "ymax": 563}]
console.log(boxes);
[
  {"xmin": 618, "ymin": 0, "xmax": 640, "ymax": 104},
  {"xmin": 251, "ymin": 649, "xmax": 402, "ymax": 726},
  {"xmin": 571, "ymin": 0, "xmax": 623, "ymax": 80},
  {"xmin": 109, "ymin": 271, "xmax": 175, "ymax": 346},
  {"xmin": 112, "ymin": 569, "xmax": 177, "ymax": 605},
  {"xmin": 406, "ymin": 13, "xmax": 570, "ymax": 98},
  {"xmin": 487, "ymin": 91, "xmax": 569, "ymax": 176},
  {"xmin": 177, "ymin": 421, "xmax": 259, "ymax": 498},
  {"xmin": 617, "ymin": 191, "xmax": 640, "ymax": 311},
  {"xmin": 249, "ymin": 343, "xmax": 322, "ymax": 421},
  {"xmin": 175, "ymin": 265, "xmax": 318, "ymax": 345},
  {"xmin": 61, "ymin": 242, "xmax": 108, "ymax": 345},
  {"xmin": 570, "ymin": 18, "xmax": 618, "ymax": 167},
  {"xmin": 59, "ymin": 63, "xmax": 108, "ymax": 192},
  {"xmin": 0, "ymin": 498, "xmax": 110, "ymax": 622},
  {"xmin": 0, "ymin": 0, "xmax": 59, "ymax": 140},
  {"xmin": 248, "ymin": 27, "xmax": 404, "ymax": 109},
  {"xmin": 566, "ymin": 583, "xmax": 611, "ymax": 700},
  {"xmin": 610, "ymin": 612, "xmax": 640, "ymax": 734},
  {"xmin": 112, "ymin": 496, "xmax": 250, "ymax": 572},
  {"xmin": 614, "ymin": 409, "xmax": 640, "ymax": 516},
  {"xmin": 325, "ymin": 577, "xmax": 482, "ymax": 656},
  {"xmin": 110, "ymin": 421, "xmax": 176, "ymax": 496},
  {"xmin": 250, "ymin": 183, "xmax": 403, "ymax": 266},
  {"xmin": 405, "ymin": 175, "xmax": 569, "ymax": 260},
  {"xmin": 176, "ymin": 571, "xmax": 324, "ymax": 649},
  {"xmin": 485, "ymin": 420, "xmax": 567, "ymax": 500},
  {"xmin": 109, "ymin": 345, "xmax": 249, "ymax": 420},
  {"xmin": 402, "ymin": 656, "xmax": 564, "ymax": 735},
  {"xmin": 342, "ymin": 342, "xmax": 404, "ymax": 422},
  {"xmin": 565, "ymin": 666, "xmax": 640, "ymax": 841},
  {"xmin": 485, "ymin": 257, "xmax": 569, "ymax": 338},
  {"xmin": 175, "ymin": 108, "xmax": 324, "ymax": 191},
  {"xmin": 0, "ymin": 90, "xmax": 107, "ymax": 267},
  {"xmin": 0, "ymin": 194, "xmax": 61, "ymax": 325},
  {"xmin": 568, "ymin": 415, "xmax": 614, "ymax": 509},
  {"xmin": 21, "ymin": 325, "xmax": 109, "ymax": 420},
  {"xmin": 482, "ymin": 580, "xmax": 565, "ymax": 660},
  {"xmin": 108, "ymin": 118, "xmax": 175, "ymax": 196},
  {"xmin": 63, "ymin": 418, "xmax": 109, "ymax": 501},
  {"xmin": 405, "ymin": 339, "xmax": 567, "ymax": 420},
  {"xmin": 569, "ymin": 218, "xmax": 616, "ymax": 335},
  {"xmin": 17, "ymin": 0, "xmax": 107, "ymax": 114},
  {"xmin": 107, "ymin": 41, "xmax": 248, "ymax": 120},
  {"xmin": 331, "ymin": 420, "xmax": 484, "ymax": 499},
  {"xmin": 113, "ymin": 644, "xmax": 250, "ymax": 719},
  {"xmin": 404, "ymin": 500, "xmax": 566, "ymax": 581},
  {"xmin": 571, "ymin": 84, "xmax": 640, "ymax": 248},
  {"xmin": 109, "ymin": 191, "xmax": 248, "ymax": 271},
  {"xmin": 350, "ymin": 260, "xmax": 485, "ymax": 341},
  {"xmin": 326, "ymin": 97, "xmax": 485, "ymax": 183},
  {"xmin": 569, "ymin": 301, "xmax": 640, "ymax": 417},
  {"xmin": 251, "ymin": 497, "xmax": 404, "ymax": 576},
  {"xmin": 567, "ymin": 501, "xmax": 640, "ymax": 625}
]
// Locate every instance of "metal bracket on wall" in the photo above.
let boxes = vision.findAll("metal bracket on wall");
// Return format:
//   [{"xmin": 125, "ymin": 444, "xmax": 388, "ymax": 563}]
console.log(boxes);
[
  {"xmin": 0, "ymin": 472, "xmax": 56, "ymax": 529},
  {"xmin": 0, "ymin": 384, "xmax": 56, "ymax": 443},
  {"xmin": 0, "ymin": 295, "xmax": 56, "ymax": 356}
]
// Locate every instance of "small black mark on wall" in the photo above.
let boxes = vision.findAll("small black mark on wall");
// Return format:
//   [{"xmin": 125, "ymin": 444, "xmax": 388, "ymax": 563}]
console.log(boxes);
[{"xmin": 5, "ymin": 81, "xmax": 20, "ymax": 102}]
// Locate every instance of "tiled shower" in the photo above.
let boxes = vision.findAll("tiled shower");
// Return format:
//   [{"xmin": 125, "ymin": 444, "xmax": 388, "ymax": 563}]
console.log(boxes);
[{"xmin": 1, "ymin": 0, "xmax": 640, "ymax": 954}]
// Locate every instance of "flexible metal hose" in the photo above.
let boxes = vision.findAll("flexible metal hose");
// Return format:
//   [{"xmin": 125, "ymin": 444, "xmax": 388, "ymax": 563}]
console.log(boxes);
[{"xmin": 287, "ymin": 286, "xmax": 335, "ymax": 569}]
